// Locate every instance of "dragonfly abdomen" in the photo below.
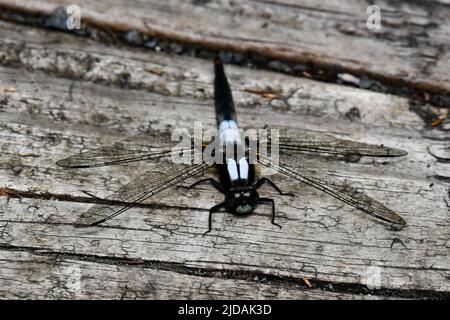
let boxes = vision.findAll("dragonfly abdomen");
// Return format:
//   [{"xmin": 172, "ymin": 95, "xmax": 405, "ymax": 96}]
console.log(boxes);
[
  {"xmin": 214, "ymin": 56, "xmax": 236, "ymax": 125},
  {"xmin": 215, "ymin": 57, "xmax": 252, "ymax": 187}
]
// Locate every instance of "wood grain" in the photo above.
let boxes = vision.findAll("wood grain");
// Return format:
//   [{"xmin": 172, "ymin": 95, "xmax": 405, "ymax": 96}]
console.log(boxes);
[
  {"xmin": 0, "ymin": 0, "xmax": 449, "ymax": 95},
  {"xmin": 0, "ymin": 21, "xmax": 448, "ymax": 299},
  {"xmin": 4, "ymin": 249, "xmax": 392, "ymax": 299}
]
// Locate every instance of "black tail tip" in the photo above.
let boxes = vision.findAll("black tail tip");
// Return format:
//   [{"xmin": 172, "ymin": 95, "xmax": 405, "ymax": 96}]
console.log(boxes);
[{"xmin": 214, "ymin": 55, "xmax": 222, "ymax": 65}]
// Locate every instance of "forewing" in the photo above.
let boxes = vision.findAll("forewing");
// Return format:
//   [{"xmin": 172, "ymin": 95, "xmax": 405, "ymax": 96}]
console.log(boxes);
[
  {"xmin": 258, "ymin": 154, "xmax": 406, "ymax": 225},
  {"xmin": 57, "ymin": 132, "xmax": 193, "ymax": 168},
  {"xmin": 276, "ymin": 131, "xmax": 407, "ymax": 157},
  {"xmin": 56, "ymin": 145, "xmax": 174, "ymax": 168},
  {"xmin": 74, "ymin": 160, "xmax": 209, "ymax": 226}
]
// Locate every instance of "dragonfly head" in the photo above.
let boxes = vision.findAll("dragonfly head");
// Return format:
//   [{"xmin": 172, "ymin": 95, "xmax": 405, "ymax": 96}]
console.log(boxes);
[{"xmin": 225, "ymin": 186, "xmax": 259, "ymax": 215}]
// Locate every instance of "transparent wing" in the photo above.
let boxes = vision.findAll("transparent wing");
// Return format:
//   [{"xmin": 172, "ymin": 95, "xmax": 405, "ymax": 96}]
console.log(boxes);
[
  {"xmin": 74, "ymin": 160, "xmax": 209, "ymax": 226},
  {"xmin": 274, "ymin": 131, "xmax": 407, "ymax": 157},
  {"xmin": 56, "ymin": 144, "xmax": 173, "ymax": 168},
  {"xmin": 258, "ymin": 154, "xmax": 406, "ymax": 225},
  {"xmin": 57, "ymin": 132, "xmax": 196, "ymax": 168}
]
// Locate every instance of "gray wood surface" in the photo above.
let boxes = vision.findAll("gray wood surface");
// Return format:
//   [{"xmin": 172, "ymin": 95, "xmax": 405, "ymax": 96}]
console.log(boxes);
[
  {"xmin": 2, "ymin": 250, "xmax": 399, "ymax": 299},
  {"xmin": 0, "ymin": 0, "xmax": 450, "ymax": 94},
  {"xmin": 0, "ymin": 15, "xmax": 449, "ymax": 299}
]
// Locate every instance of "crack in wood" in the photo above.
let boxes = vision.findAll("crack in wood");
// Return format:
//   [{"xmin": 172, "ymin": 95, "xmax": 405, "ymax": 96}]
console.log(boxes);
[
  {"xmin": 0, "ymin": 7, "xmax": 450, "ymax": 111},
  {"xmin": 0, "ymin": 243, "xmax": 447, "ymax": 299},
  {"xmin": 0, "ymin": 187, "xmax": 207, "ymax": 212}
]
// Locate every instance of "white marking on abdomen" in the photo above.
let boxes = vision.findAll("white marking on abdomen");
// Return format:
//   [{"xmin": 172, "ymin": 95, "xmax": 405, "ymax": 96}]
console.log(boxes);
[
  {"xmin": 238, "ymin": 157, "xmax": 249, "ymax": 180},
  {"xmin": 227, "ymin": 158, "xmax": 239, "ymax": 181},
  {"xmin": 226, "ymin": 157, "xmax": 249, "ymax": 182},
  {"xmin": 219, "ymin": 120, "xmax": 241, "ymax": 145}
]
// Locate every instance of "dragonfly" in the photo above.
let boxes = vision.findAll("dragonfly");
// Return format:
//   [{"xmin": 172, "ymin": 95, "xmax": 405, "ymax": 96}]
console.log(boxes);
[{"xmin": 57, "ymin": 57, "xmax": 407, "ymax": 235}]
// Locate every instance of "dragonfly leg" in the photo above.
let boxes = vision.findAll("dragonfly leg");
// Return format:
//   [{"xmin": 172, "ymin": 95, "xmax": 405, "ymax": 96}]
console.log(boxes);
[
  {"xmin": 259, "ymin": 197, "xmax": 282, "ymax": 229},
  {"xmin": 179, "ymin": 178, "xmax": 226, "ymax": 194},
  {"xmin": 254, "ymin": 177, "xmax": 294, "ymax": 196},
  {"xmin": 203, "ymin": 202, "xmax": 225, "ymax": 236}
]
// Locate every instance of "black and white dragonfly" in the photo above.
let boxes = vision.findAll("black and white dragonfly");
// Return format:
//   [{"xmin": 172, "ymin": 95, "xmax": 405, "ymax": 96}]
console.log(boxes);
[{"xmin": 57, "ymin": 58, "xmax": 407, "ymax": 234}]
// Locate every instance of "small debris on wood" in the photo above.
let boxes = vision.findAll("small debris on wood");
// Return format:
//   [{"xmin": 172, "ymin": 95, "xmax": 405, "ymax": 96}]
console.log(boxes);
[
  {"xmin": 268, "ymin": 60, "xmax": 292, "ymax": 73},
  {"xmin": 44, "ymin": 6, "xmax": 86, "ymax": 35},
  {"xmin": 358, "ymin": 76, "xmax": 374, "ymax": 89},
  {"xmin": 45, "ymin": 6, "xmax": 70, "ymax": 31},
  {"xmin": 442, "ymin": 121, "xmax": 450, "ymax": 131},
  {"xmin": 3, "ymin": 86, "xmax": 16, "ymax": 93},
  {"xmin": 303, "ymin": 277, "xmax": 313, "ymax": 288},
  {"xmin": 429, "ymin": 107, "xmax": 448, "ymax": 127},
  {"xmin": 0, "ymin": 187, "xmax": 10, "ymax": 197},
  {"xmin": 146, "ymin": 67, "xmax": 165, "ymax": 76},
  {"xmin": 417, "ymin": 105, "xmax": 449, "ymax": 128},
  {"xmin": 338, "ymin": 73, "xmax": 360, "ymax": 86},
  {"xmin": 431, "ymin": 118, "xmax": 443, "ymax": 127},
  {"xmin": 244, "ymin": 88, "xmax": 278, "ymax": 99},
  {"xmin": 123, "ymin": 30, "xmax": 144, "ymax": 46},
  {"xmin": 302, "ymin": 71, "xmax": 312, "ymax": 78},
  {"xmin": 144, "ymin": 39, "xmax": 159, "ymax": 50}
]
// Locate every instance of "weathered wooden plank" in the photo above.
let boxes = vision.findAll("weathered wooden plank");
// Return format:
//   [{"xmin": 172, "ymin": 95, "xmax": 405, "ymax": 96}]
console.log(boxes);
[
  {"xmin": 0, "ymin": 21, "xmax": 449, "ymax": 298},
  {"xmin": 0, "ymin": 20, "xmax": 434, "ymax": 133},
  {"xmin": 0, "ymin": 58, "xmax": 448, "ymax": 296},
  {"xmin": 3, "ymin": 249, "xmax": 385, "ymax": 299},
  {"xmin": 0, "ymin": 0, "xmax": 450, "ymax": 95},
  {"xmin": 0, "ymin": 193, "xmax": 448, "ymax": 297}
]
